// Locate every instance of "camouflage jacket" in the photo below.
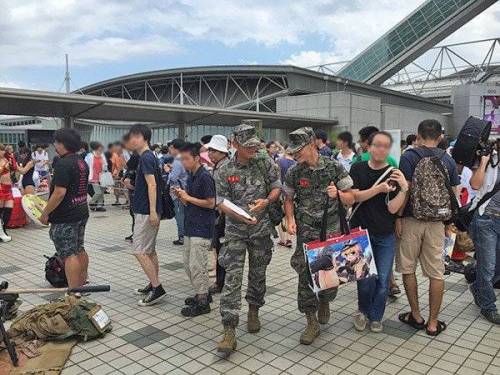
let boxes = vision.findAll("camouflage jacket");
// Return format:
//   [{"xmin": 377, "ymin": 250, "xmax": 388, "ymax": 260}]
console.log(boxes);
[
  {"xmin": 283, "ymin": 156, "xmax": 353, "ymax": 239},
  {"xmin": 215, "ymin": 153, "xmax": 281, "ymax": 240}
]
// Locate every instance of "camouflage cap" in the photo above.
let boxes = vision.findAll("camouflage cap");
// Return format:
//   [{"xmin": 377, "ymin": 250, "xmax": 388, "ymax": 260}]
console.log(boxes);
[
  {"xmin": 287, "ymin": 127, "xmax": 315, "ymax": 154},
  {"xmin": 233, "ymin": 122, "xmax": 261, "ymax": 148}
]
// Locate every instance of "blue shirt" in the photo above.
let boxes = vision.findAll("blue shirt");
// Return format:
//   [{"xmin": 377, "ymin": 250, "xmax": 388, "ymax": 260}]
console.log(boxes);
[
  {"xmin": 168, "ymin": 156, "xmax": 188, "ymax": 200},
  {"xmin": 184, "ymin": 166, "xmax": 216, "ymax": 239},
  {"xmin": 400, "ymin": 147, "xmax": 460, "ymax": 217},
  {"xmin": 319, "ymin": 145, "xmax": 333, "ymax": 158},
  {"xmin": 133, "ymin": 150, "xmax": 163, "ymax": 216}
]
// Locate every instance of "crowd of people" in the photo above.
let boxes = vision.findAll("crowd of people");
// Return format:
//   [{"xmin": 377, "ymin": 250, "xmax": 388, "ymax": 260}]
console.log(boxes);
[{"xmin": 1, "ymin": 117, "xmax": 499, "ymax": 356}]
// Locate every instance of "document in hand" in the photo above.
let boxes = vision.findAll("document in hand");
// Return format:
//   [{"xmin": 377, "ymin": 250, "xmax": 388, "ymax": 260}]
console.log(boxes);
[{"xmin": 222, "ymin": 199, "xmax": 253, "ymax": 220}]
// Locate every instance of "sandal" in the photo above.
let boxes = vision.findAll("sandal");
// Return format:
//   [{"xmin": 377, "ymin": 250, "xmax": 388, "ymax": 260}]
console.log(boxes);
[
  {"xmin": 398, "ymin": 312, "xmax": 426, "ymax": 330},
  {"xmin": 389, "ymin": 285, "xmax": 401, "ymax": 297},
  {"xmin": 426, "ymin": 321, "xmax": 447, "ymax": 336}
]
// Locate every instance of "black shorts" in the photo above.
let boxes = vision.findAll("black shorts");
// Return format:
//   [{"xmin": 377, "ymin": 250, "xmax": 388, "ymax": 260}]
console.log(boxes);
[{"xmin": 49, "ymin": 218, "xmax": 88, "ymax": 258}]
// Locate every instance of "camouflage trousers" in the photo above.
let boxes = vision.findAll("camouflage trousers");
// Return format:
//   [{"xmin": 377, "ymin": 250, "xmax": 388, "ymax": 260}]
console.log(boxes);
[
  {"xmin": 218, "ymin": 236, "xmax": 273, "ymax": 327},
  {"xmin": 291, "ymin": 236, "xmax": 338, "ymax": 314}
]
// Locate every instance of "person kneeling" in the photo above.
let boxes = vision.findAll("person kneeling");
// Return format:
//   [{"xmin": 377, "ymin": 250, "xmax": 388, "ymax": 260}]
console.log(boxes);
[{"xmin": 173, "ymin": 143, "xmax": 216, "ymax": 317}]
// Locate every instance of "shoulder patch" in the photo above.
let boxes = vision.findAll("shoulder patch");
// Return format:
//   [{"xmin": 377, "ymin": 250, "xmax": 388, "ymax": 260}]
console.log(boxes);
[{"xmin": 227, "ymin": 175, "xmax": 240, "ymax": 183}]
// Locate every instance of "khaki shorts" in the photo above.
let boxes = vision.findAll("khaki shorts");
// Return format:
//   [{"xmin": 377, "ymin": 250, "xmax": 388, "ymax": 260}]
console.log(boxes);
[
  {"xmin": 395, "ymin": 217, "xmax": 445, "ymax": 280},
  {"xmin": 133, "ymin": 214, "xmax": 160, "ymax": 254}
]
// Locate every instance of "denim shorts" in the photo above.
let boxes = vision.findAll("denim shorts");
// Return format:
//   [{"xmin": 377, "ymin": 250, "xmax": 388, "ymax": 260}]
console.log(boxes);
[{"xmin": 49, "ymin": 218, "xmax": 88, "ymax": 258}]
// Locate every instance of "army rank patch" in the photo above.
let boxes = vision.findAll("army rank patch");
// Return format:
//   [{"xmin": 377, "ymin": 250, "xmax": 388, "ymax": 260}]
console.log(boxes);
[
  {"xmin": 299, "ymin": 178, "xmax": 310, "ymax": 187},
  {"xmin": 227, "ymin": 175, "xmax": 241, "ymax": 183}
]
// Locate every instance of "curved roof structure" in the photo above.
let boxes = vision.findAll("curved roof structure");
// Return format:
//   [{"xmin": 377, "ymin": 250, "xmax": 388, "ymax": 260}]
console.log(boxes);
[{"xmin": 76, "ymin": 64, "xmax": 452, "ymax": 114}]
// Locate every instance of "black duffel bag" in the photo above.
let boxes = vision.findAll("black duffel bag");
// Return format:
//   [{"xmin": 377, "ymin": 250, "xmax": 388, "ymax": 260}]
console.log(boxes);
[{"xmin": 454, "ymin": 183, "xmax": 500, "ymax": 232}]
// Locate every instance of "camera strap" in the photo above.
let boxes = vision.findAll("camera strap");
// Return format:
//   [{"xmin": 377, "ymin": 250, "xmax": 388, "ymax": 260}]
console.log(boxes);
[{"xmin": 348, "ymin": 166, "xmax": 394, "ymax": 222}]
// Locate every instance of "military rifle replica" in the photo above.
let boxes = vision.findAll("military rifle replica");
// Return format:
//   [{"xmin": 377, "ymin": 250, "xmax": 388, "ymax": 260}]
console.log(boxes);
[{"xmin": 0, "ymin": 281, "xmax": 110, "ymax": 366}]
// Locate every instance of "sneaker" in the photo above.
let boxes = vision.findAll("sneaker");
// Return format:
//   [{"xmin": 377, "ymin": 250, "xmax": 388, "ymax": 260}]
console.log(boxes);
[
  {"xmin": 354, "ymin": 313, "xmax": 367, "ymax": 331},
  {"xmin": 138, "ymin": 285, "xmax": 166, "ymax": 306},
  {"xmin": 173, "ymin": 239, "xmax": 184, "ymax": 245},
  {"xmin": 481, "ymin": 310, "xmax": 500, "ymax": 325},
  {"xmin": 370, "ymin": 321, "xmax": 383, "ymax": 333},
  {"xmin": 134, "ymin": 283, "xmax": 153, "ymax": 295},
  {"xmin": 185, "ymin": 294, "xmax": 213, "ymax": 306},
  {"xmin": 181, "ymin": 301, "xmax": 211, "ymax": 317}
]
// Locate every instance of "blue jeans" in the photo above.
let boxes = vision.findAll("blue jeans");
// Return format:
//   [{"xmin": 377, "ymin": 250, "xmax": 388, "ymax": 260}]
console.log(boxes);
[
  {"xmin": 470, "ymin": 212, "xmax": 500, "ymax": 313},
  {"xmin": 357, "ymin": 233, "xmax": 395, "ymax": 322},
  {"xmin": 173, "ymin": 199, "xmax": 185, "ymax": 239}
]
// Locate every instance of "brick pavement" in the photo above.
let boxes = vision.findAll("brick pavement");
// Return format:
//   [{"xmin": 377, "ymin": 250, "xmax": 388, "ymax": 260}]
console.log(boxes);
[{"xmin": 0, "ymin": 204, "xmax": 499, "ymax": 374}]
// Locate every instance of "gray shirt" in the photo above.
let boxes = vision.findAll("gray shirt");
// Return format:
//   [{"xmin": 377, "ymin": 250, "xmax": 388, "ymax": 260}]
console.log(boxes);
[{"xmin": 485, "ymin": 171, "xmax": 500, "ymax": 215}]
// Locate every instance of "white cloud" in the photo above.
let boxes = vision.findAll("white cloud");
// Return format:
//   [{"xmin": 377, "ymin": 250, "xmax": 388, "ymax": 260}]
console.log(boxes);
[
  {"xmin": 0, "ymin": 75, "xmax": 21, "ymax": 88},
  {"xmin": 0, "ymin": 0, "xmax": 499, "ymax": 75},
  {"xmin": 0, "ymin": 0, "xmax": 179, "ymax": 69},
  {"xmin": 282, "ymin": 51, "xmax": 345, "ymax": 68}
]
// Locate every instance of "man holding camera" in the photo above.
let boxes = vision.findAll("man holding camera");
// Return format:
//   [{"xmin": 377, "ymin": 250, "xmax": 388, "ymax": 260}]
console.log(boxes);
[{"xmin": 469, "ymin": 151, "xmax": 500, "ymax": 324}]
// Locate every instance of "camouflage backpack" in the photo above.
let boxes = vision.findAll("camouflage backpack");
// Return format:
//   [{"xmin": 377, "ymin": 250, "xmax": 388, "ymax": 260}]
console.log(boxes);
[{"xmin": 409, "ymin": 148, "xmax": 457, "ymax": 222}]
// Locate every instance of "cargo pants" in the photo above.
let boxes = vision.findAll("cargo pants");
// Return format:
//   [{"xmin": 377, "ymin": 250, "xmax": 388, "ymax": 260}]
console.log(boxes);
[{"xmin": 218, "ymin": 236, "xmax": 273, "ymax": 327}]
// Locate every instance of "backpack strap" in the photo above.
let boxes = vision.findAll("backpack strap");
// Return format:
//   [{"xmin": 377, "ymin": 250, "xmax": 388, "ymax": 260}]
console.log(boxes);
[
  {"xmin": 255, "ymin": 158, "xmax": 272, "ymax": 195},
  {"xmin": 474, "ymin": 182, "xmax": 500, "ymax": 211},
  {"xmin": 319, "ymin": 187, "xmax": 350, "ymax": 242}
]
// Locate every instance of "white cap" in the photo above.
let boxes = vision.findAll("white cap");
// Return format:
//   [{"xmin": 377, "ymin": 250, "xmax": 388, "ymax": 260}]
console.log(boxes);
[{"xmin": 205, "ymin": 134, "xmax": 229, "ymax": 154}]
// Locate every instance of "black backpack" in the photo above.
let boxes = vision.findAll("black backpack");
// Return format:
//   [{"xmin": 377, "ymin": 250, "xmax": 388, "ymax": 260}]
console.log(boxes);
[
  {"xmin": 44, "ymin": 254, "xmax": 68, "ymax": 288},
  {"xmin": 153, "ymin": 160, "xmax": 175, "ymax": 220}
]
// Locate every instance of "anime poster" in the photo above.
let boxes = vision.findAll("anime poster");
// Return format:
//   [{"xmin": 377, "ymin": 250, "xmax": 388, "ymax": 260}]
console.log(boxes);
[
  {"xmin": 483, "ymin": 96, "xmax": 500, "ymax": 136},
  {"xmin": 304, "ymin": 228, "xmax": 377, "ymax": 294}
]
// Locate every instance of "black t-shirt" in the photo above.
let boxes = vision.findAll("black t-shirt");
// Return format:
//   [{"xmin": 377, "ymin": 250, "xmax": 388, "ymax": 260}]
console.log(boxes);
[
  {"xmin": 49, "ymin": 153, "xmax": 89, "ymax": 224},
  {"xmin": 350, "ymin": 161, "xmax": 398, "ymax": 235}
]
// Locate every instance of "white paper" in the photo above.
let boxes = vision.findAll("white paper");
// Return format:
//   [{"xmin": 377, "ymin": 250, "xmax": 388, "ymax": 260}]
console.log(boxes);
[
  {"xmin": 92, "ymin": 308, "xmax": 111, "ymax": 330},
  {"xmin": 222, "ymin": 199, "xmax": 252, "ymax": 220}
]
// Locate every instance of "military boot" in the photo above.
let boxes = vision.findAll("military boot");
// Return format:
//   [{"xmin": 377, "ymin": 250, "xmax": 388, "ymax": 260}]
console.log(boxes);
[
  {"xmin": 318, "ymin": 302, "xmax": 330, "ymax": 324},
  {"xmin": 217, "ymin": 326, "xmax": 237, "ymax": 355},
  {"xmin": 247, "ymin": 305, "xmax": 261, "ymax": 333},
  {"xmin": 300, "ymin": 312, "xmax": 320, "ymax": 345}
]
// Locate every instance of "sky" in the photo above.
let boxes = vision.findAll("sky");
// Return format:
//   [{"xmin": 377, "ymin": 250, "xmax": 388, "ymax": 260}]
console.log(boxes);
[{"xmin": 1, "ymin": 0, "xmax": 500, "ymax": 91}]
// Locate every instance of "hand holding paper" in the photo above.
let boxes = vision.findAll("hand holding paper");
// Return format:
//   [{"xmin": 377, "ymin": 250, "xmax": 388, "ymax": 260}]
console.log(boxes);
[{"xmin": 221, "ymin": 199, "xmax": 258, "ymax": 225}]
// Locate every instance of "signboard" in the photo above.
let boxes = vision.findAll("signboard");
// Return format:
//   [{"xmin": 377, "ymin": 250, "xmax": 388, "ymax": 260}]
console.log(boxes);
[{"xmin": 483, "ymin": 96, "xmax": 500, "ymax": 136}]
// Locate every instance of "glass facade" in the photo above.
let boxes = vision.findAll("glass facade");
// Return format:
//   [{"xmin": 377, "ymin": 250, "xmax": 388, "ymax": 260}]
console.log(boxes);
[
  {"xmin": 339, "ymin": 0, "xmax": 474, "ymax": 82},
  {"xmin": 0, "ymin": 132, "xmax": 26, "ymax": 147},
  {"xmin": 89, "ymin": 124, "xmax": 273, "ymax": 146}
]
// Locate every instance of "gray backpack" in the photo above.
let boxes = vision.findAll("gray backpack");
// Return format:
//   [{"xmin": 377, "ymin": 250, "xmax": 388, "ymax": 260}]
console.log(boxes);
[{"xmin": 409, "ymin": 148, "xmax": 457, "ymax": 222}]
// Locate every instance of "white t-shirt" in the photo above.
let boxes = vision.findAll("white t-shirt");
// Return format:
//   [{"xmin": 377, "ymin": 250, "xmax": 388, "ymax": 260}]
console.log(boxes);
[
  {"xmin": 32, "ymin": 150, "xmax": 49, "ymax": 172},
  {"xmin": 335, "ymin": 150, "xmax": 355, "ymax": 172}
]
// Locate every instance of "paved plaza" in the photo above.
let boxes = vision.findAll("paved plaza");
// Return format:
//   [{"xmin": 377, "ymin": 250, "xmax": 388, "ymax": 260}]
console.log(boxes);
[{"xmin": 1, "ymin": 204, "xmax": 500, "ymax": 375}]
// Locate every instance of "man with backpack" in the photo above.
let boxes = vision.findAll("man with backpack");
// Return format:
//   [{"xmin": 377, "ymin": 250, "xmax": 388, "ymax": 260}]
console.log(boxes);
[
  {"xmin": 128, "ymin": 124, "xmax": 166, "ymax": 307},
  {"xmin": 396, "ymin": 119, "xmax": 460, "ymax": 336}
]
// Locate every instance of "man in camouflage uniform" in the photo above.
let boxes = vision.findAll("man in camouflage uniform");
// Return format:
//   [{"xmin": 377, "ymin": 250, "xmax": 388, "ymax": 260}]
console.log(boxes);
[
  {"xmin": 214, "ymin": 121, "xmax": 281, "ymax": 355},
  {"xmin": 283, "ymin": 127, "xmax": 354, "ymax": 345}
]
